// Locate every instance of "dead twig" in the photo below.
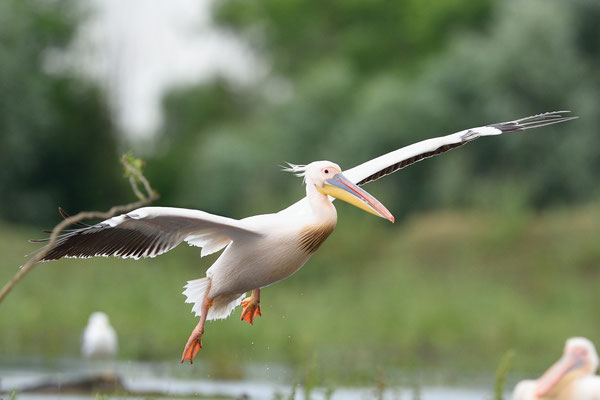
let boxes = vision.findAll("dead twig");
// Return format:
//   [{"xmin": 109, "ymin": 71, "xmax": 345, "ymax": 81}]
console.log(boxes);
[{"xmin": 0, "ymin": 154, "xmax": 159, "ymax": 304}]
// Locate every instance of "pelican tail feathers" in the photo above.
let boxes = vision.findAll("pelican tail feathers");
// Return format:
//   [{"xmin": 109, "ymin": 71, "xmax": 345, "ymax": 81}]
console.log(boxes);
[{"xmin": 182, "ymin": 278, "xmax": 246, "ymax": 320}]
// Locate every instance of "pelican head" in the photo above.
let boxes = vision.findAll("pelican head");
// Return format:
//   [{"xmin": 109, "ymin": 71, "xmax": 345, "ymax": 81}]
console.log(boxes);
[
  {"xmin": 535, "ymin": 337, "xmax": 599, "ymax": 397},
  {"xmin": 293, "ymin": 161, "xmax": 394, "ymax": 222},
  {"xmin": 88, "ymin": 311, "xmax": 110, "ymax": 326}
]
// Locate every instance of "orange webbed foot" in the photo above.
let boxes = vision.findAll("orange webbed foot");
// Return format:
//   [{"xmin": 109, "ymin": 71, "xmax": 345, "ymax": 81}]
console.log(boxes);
[
  {"xmin": 181, "ymin": 337, "xmax": 202, "ymax": 364},
  {"xmin": 181, "ymin": 295, "xmax": 212, "ymax": 364},
  {"xmin": 240, "ymin": 297, "xmax": 262, "ymax": 325}
]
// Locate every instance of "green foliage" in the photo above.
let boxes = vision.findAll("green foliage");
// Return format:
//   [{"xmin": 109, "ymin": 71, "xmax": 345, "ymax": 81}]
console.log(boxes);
[
  {"xmin": 493, "ymin": 350, "xmax": 515, "ymax": 400},
  {"xmin": 289, "ymin": 381, "xmax": 297, "ymax": 400},
  {"xmin": 323, "ymin": 386, "xmax": 334, "ymax": 400},
  {"xmin": 122, "ymin": 152, "xmax": 146, "ymax": 179},
  {"xmin": 149, "ymin": 0, "xmax": 600, "ymax": 220},
  {"xmin": 213, "ymin": 0, "xmax": 494, "ymax": 76},
  {"xmin": 2, "ymin": 204, "xmax": 600, "ymax": 383},
  {"xmin": 300, "ymin": 355, "xmax": 318, "ymax": 400},
  {"xmin": 0, "ymin": 0, "xmax": 125, "ymax": 225},
  {"xmin": 373, "ymin": 367, "xmax": 387, "ymax": 400},
  {"xmin": 2, "ymin": 0, "xmax": 600, "ymax": 391},
  {"xmin": 145, "ymin": 79, "xmax": 258, "ymax": 214},
  {"xmin": 404, "ymin": 0, "xmax": 600, "ymax": 209}
]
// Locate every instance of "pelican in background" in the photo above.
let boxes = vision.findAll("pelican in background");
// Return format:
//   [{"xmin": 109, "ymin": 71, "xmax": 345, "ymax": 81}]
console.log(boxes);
[
  {"xmin": 81, "ymin": 312, "xmax": 118, "ymax": 359},
  {"xmin": 512, "ymin": 337, "xmax": 600, "ymax": 400},
  {"xmin": 31, "ymin": 111, "xmax": 576, "ymax": 363}
]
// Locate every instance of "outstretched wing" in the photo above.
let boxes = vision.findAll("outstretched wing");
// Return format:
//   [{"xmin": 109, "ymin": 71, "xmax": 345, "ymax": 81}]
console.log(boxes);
[
  {"xmin": 342, "ymin": 111, "xmax": 577, "ymax": 185},
  {"xmin": 31, "ymin": 207, "xmax": 262, "ymax": 261}
]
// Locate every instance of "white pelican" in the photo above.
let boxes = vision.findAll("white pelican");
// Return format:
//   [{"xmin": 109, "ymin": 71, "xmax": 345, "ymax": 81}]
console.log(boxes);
[
  {"xmin": 512, "ymin": 337, "xmax": 600, "ymax": 400},
  {"xmin": 32, "ymin": 111, "xmax": 575, "ymax": 363},
  {"xmin": 81, "ymin": 312, "xmax": 118, "ymax": 358}
]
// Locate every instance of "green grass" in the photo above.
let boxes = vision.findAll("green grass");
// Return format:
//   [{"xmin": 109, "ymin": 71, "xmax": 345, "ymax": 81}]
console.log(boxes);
[
  {"xmin": 1, "ymin": 203, "xmax": 599, "ymax": 385},
  {"xmin": 493, "ymin": 350, "xmax": 515, "ymax": 400}
]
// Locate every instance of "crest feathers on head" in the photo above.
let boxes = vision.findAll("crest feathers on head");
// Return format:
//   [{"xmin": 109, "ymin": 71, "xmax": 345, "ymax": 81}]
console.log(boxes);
[
  {"xmin": 281, "ymin": 162, "xmax": 307, "ymax": 177},
  {"xmin": 281, "ymin": 162, "xmax": 308, "ymax": 181}
]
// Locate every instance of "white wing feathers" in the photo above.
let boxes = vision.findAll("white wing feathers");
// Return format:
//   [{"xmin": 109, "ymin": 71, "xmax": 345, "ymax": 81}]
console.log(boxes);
[
  {"xmin": 33, "ymin": 112, "xmax": 576, "ymax": 259},
  {"xmin": 32, "ymin": 206, "xmax": 261, "ymax": 261},
  {"xmin": 343, "ymin": 111, "xmax": 576, "ymax": 186}
]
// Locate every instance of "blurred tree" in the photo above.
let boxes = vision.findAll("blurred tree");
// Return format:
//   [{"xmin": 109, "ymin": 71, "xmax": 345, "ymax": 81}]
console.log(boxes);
[
  {"xmin": 0, "ymin": 0, "xmax": 124, "ymax": 225},
  {"xmin": 146, "ymin": 79, "xmax": 259, "ymax": 215},
  {"xmin": 213, "ymin": 0, "xmax": 494, "ymax": 77},
  {"xmin": 153, "ymin": 0, "xmax": 598, "ymax": 219},
  {"xmin": 152, "ymin": 0, "xmax": 497, "ymax": 217},
  {"xmin": 394, "ymin": 0, "xmax": 600, "ymax": 210}
]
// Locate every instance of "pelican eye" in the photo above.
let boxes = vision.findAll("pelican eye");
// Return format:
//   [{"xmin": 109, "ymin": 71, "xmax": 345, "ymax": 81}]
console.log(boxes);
[{"xmin": 324, "ymin": 169, "xmax": 329, "ymax": 174}]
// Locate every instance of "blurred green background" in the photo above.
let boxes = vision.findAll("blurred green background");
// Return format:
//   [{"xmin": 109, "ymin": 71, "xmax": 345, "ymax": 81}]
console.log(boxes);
[{"xmin": 1, "ymin": 0, "xmax": 599, "ymax": 387}]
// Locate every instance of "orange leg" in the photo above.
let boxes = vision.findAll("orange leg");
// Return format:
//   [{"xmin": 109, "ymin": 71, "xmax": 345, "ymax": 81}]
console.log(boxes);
[
  {"xmin": 240, "ymin": 288, "xmax": 262, "ymax": 325},
  {"xmin": 181, "ymin": 296, "xmax": 213, "ymax": 364}
]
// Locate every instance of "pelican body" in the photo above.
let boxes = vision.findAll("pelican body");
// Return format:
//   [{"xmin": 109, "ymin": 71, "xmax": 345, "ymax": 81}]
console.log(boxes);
[
  {"xmin": 512, "ymin": 337, "xmax": 600, "ymax": 400},
  {"xmin": 32, "ymin": 112, "xmax": 576, "ymax": 363},
  {"xmin": 180, "ymin": 163, "xmax": 393, "ymax": 360},
  {"xmin": 81, "ymin": 312, "xmax": 118, "ymax": 359}
]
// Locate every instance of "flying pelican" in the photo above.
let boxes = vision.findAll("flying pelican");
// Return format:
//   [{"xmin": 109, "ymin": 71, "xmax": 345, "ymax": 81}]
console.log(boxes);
[
  {"xmin": 512, "ymin": 337, "xmax": 600, "ymax": 400},
  {"xmin": 32, "ymin": 111, "xmax": 575, "ymax": 363},
  {"xmin": 81, "ymin": 311, "xmax": 118, "ymax": 359}
]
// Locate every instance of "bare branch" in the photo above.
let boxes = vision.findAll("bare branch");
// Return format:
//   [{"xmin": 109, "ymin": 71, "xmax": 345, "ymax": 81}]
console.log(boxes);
[
  {"xmin": 128, "ymin": 175, "xmax": 146, "ymax": 201},
  {"xmin": 0, "ymin": 155, "xmax": 159, "ymax": 304}
]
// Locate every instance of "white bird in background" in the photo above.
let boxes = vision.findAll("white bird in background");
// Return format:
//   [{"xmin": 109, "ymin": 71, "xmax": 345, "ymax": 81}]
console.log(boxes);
[
  {"xmin": 32, "ymin": 112, "xmax": 575, "ymax": 363},
  {"xmin": 81, "ymin": 312, "xmax": 118, "ymax": 359},
  {"xmin": 512, "ymin": 337, "xmax": 600, "ymax": 400}
]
